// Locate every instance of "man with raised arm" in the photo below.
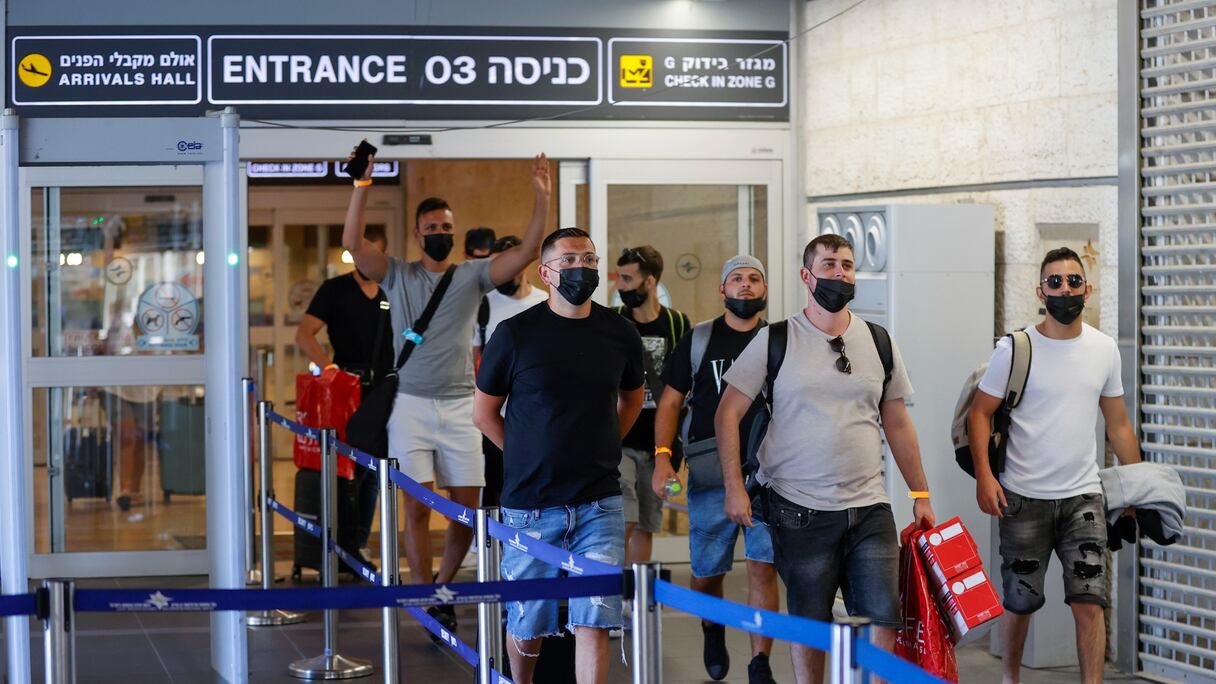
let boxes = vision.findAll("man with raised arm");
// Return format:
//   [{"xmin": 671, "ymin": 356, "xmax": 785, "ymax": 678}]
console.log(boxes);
[{"xmin": 342, "ymin": 149, "xmax": 550, "ymax": 635}]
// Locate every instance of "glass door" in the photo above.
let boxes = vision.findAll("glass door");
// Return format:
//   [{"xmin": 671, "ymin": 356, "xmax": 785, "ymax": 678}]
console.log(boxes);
[
  {"xmin": 588, "ymin": 159, "xmax": 782, "ymax": 562},
  {"xmin": 21, "ymin": 165, "xmax": 212, "ymax": 577}
]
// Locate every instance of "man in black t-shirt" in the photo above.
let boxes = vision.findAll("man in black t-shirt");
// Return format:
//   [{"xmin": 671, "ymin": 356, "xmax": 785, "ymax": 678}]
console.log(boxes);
[
  {"xmin": 474, "ymin": 227, "xmax": 644, "ymax": 684},
  {"xmin": 614, "ymin": 245, "xmax": 690, "ymax": 571},
  {"xmin": 653, "ymin": 255, "xmax": 778, "ymax": 684},
  {"xmin": 296, "ymin": 232, "xmax": 392, "ymax": 557}
]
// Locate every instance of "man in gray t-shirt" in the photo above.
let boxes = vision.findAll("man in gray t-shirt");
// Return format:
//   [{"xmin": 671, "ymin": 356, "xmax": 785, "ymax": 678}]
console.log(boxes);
[
  {"xmin": 342, "ymin": 151, "xmax": 552, "ymax": 635},
  {"xmin": 715, "ymin": 234, "xmax": 935, "ymax": 683}
]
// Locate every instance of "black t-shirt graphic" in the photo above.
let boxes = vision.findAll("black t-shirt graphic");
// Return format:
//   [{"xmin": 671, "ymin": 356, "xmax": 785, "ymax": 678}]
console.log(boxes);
[
  {"xmin": 660, "ymin": 315, "xmax": 766, "ymax": 449},
  {"xmin": 304, "ymin": 273, "xmax": 393, "ymax": 379},
  {"xmin": 618, "ymin": 306, "xmax": 691, "ymax": 450},
  {"xmin": 476, "ymin": 302, "xmax": 645, "ymax": 509}
]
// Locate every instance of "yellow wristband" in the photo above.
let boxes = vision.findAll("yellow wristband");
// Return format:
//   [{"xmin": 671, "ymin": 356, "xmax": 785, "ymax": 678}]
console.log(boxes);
[
  {"xmin": 908, "ymin": 490, "xmax": 930, "ymax": 500},
  {"xmin": 353, "ymin": 178, "xmax": 373, "ymax": 188},
  {"xmin": 654, "ymin": 447, "xmax": 673, "ymax": 458}
]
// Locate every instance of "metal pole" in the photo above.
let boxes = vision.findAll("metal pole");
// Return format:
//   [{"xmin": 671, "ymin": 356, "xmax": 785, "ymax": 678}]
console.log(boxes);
[
  {"xmin": 42, "ymin": 579, "xmax": 75, "ymax": 684},
  {"xmin": 379, "ymin": 458, "xmax": 400, "ymax": 684},
  {"xmin": 631, "ymin": 562, "xmax": 663, "ymax": 684},
  {"xmin": 1, "ymin": 109, "xmax": 33, "ymax": 684},
  {"xmin": 248, "ymin": 400, "xmax": 304, "ymax": 627},
  {"xmin": 289, "ymin": 428, "xmax": 373, "ymax": 679},
  {"xmin": 829, "ymin": 616, "xmax": 869, "ymax": 684},
  {"xmin": 476, "ymin": 508, "xmax": 504, "ymax": 684},
  {"xmin": 242, "ymin": 377, "xmax": 259, "ymax": 585}
]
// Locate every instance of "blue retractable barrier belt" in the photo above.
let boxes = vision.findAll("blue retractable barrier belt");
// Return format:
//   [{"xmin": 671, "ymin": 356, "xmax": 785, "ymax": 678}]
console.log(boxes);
[
  {"xmin": 856, "ymin": 641, "xmax": 949, "ymax": 684},
  {"xmin": 654, "ymin": 579, "xmax": 832, "ymax": 652},
  {"xmin": 73, "ymin": 575, "xmax": 620, "ymax": 613},
  {"xmin": 0, "ymin": 593, "xmax": 37, "ymax": 617},
  {"xmin": 267, "ymin": 410, "xmax": 319, "ymax": 441},
  {"xmin": 388, "ymin": 468, "xmax": 477, "ymax": 529}
]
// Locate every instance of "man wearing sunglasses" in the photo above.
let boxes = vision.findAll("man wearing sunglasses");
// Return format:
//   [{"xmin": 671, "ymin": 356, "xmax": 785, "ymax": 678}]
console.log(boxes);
[
  {"xmin": 715, "ymin": 233, "xmax": 935, "ymax": 683},
  {"xmin": 969, "ymin": 247, "xmax": 1140, "ymax": 684},
  {"xmin": 474, "ymin": 227, "xmax": 645, "ymax": 684}
]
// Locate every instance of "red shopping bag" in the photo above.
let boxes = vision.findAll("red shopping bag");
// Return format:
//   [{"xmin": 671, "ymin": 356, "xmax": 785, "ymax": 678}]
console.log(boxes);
[
  {"xmin": 895, "ymin": 523, "xmax": 959, "ymax": 682},
  {"xmin": 293, "ymin": 368, "xmax": 361, "ymax": 480}
]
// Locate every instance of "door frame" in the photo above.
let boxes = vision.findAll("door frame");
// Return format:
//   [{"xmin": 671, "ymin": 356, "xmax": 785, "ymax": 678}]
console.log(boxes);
[{"xmin": 20, "ymin": 164, "xmax": 213, "ymax": 577}]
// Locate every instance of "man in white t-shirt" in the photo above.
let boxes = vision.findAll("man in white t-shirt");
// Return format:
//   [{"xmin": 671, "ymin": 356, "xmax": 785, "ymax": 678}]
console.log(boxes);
[
  {"xmin": 472, "ymin": 234, "xmax": 548, "ymax": 507},
  {"xmin": 969, "ymin": 247, "xmax": 1141, "ymax": 684}
]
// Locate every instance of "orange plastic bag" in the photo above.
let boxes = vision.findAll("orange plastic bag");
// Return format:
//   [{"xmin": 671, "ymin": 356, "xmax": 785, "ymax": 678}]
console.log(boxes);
[
  {"xmin": 895, "ymin": 523, "xmax": 959, "ymax": 682},
  {"xmin": 293, "ymin": 368, "xmax": 361, "ymax": 480}
]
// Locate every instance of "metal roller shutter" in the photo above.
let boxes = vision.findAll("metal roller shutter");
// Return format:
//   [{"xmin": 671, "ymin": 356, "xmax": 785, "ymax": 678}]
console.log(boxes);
[{"xmin": 1139, "ymin": 1, "xmax": 1216, "ymax": 681}]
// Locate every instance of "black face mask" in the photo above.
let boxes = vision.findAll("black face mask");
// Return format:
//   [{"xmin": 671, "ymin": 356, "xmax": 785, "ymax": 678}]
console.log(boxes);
[
  {"xmin": 553, "ymin": 267, "xmax": 599, "ymax": 306},
  {"xmin": 422, "ymin": 233, "xmax": 454, "ymax": 262},
  {"xmin": 495, "ymin": 279, "xmax": 521, "ymax": 297},
  {"xmin": 1045, "ymin": 294, "xmax": 1085, "ymax": 325},
  {"xmin": 811, "ymin": 276, "xmax": 854, "ymax": 313},
  {"xmin": 619, "ymin": 287, "xmax": 647, "ymax": 309},
  {"xmin": 724, "ymin": 297, "xmax": 766, "ymax": 319}
]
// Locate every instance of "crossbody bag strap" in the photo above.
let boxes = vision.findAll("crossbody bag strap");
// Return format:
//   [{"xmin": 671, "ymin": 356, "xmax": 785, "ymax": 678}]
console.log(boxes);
[{"xmin": 393, "ymin": 265, "xmax": 457, "ymax": 372}]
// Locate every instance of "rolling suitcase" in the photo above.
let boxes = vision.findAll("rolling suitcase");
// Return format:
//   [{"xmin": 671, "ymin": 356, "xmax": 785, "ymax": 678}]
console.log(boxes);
[
  {"xmin": 157, "ymin": 395, "xmax": 206, "ymax": 502},
  {"xmin": 64, "ymin": 392, "xmax": 112, "ymax": 502},
  {"xmin": 291, "ymin": 468, "xmax": 361, "ymax": 580}
]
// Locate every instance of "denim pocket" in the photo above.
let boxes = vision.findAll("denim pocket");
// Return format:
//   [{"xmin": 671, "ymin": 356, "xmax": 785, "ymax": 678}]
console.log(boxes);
[
  {"xmin": 502, "ymin": 509, "xmax": 533, "ymax": 529},
  {"xmin": 1003, "ymin": 491, "xmax": 1024, "ymax": 519},
  {"xmin": 593, "ymin": 495, "xmax": 624, "ymax": 514},
  {"xmin": 774, "ymin": 504, "xmax": 815, "ymax": 530}
]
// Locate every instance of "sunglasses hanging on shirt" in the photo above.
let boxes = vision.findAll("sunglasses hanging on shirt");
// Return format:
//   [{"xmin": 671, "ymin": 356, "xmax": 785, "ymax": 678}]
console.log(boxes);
[{"xmin": 829, "ymin": 336, "xmax": 852, "ymax": 375}]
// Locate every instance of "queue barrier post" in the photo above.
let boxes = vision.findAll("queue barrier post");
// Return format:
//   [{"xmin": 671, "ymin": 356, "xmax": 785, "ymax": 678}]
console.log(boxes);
[
  {"xmin": 379, "ymin": 457, "xmax": 400, "ymax": 684},
  {"xmin": 829, "ymin": 616, "xmax": 870, "ymax": 684},
  {"xmin": 42, "ymin": 579, "xmax": 75, "ymax": 684},
  {"xmin": 475, "ymin": 507, "xmax": 504, "ymax": 684},
  {"xmin": 242, "ymin": 378, "xmax": 259, "ymax": 585},
  {"xmin": 248, "ymin": 400, "xmax": 305, "ymax": 628},
  {"xmin": 631, "ymin": 563, "xmax": 663, "ymax": 684},
  {"xmin": 289, "ymin": 427, "xmax": 374, "ymax": 679}
]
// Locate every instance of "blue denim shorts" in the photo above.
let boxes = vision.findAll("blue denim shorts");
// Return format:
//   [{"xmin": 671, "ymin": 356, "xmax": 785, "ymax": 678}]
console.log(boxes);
[
  {"xmin": 500, "ymin": 495, "xmax": 625, "ymax": 639},
  {"xmin": 687, "ymin": 483, "xmax": 773, "ymax": 578},
  {"xmin": 765, "ymin": 491, "xmax": 900, "ymax": 629}
]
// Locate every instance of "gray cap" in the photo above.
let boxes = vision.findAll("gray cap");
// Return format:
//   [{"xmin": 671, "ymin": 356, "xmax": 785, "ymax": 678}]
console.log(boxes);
[{"xmin": 721, "ymin": 255, "xmax": 767, "ymax": 284}]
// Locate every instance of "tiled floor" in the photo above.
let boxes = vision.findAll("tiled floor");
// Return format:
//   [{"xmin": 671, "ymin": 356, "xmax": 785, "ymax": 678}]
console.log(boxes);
[{"xmin": 2, "ymin": 564, "xmax": 1146, "ymax": 683}]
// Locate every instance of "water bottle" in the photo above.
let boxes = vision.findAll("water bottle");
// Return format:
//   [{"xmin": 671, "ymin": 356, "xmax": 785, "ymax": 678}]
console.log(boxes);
[{"xmin": 663, "ymin": 477, "xmax": 682, "ymax": 498}]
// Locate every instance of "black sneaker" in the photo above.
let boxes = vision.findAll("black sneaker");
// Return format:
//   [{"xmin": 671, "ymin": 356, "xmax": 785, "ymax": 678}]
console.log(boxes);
[
  {"xmin": 702, "ymin": 621, "xmax": 730, "ymax": 680},
  {"xmin": 426, "ymin": 604, "xmax": 458, "ymax": 645},
  {"xmin": 748, "ymin": 652, "xmax": 777, "ymax": 684}
]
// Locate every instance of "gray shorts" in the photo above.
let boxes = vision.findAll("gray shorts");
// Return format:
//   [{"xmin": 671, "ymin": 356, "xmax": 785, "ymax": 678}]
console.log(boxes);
[
  {"xmin": 998, "ymin": 490, "xmax": 1109, "ymax": 614},
  {"xmin": 619, "ymin": 447, "xmax": 663, "ymax": 533}
]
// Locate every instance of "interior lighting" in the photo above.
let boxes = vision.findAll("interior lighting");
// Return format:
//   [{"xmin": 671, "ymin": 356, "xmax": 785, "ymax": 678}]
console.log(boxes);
[
  {"xmin": 227, "ymin": 252, "xmax": 239, "ymax": 266},
  {"xmin": 196, "ymin": 251, "xmax": 205, "ymax": 265}
]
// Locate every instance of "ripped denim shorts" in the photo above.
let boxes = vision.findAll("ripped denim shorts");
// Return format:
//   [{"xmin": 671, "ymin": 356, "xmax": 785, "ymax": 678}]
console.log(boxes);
[
  {"xmin": 500, "ymin": 495, "xmax": 625, "ymax": 639},
  {"xmin": 998, "ymin": 490, "xmax": 1109, "ymax": 614}
]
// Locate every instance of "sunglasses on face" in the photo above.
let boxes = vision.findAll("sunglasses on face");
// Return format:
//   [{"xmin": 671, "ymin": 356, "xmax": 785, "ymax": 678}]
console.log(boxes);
[
  {"xmin": 1040, "ymin": 273, "xmax": 1086, "ymax": 290},
  {"xmin": 829, "ymin": 336, "xmax": 851, "ymax": 375}
]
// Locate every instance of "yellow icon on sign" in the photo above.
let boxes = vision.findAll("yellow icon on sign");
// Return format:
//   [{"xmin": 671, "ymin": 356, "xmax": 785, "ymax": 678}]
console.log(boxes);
[
  {"xmin": 18, "ymin": 53, "xmax": 52, "ymax": 88},
  {"xmin": 619, "ymin": 55, "xmax": 653, "ymax": 88}
]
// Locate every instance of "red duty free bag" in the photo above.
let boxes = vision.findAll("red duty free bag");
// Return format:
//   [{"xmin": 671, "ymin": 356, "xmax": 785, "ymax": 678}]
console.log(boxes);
[
  {"xmin": 293, "ymin": 368, "xmax": 361, "ymax": 480},
  {"xmin": 895, "ymin": 523, "xmax": 959, "ymax": 682}
]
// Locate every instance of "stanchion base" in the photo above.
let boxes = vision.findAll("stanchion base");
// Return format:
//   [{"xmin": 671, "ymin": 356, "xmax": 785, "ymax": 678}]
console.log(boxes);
[
  {"xmin": 248, "ymin": 610, "xmax": 307, "ymax": 627},
  {"xmin": 288, "ymin": 654, "xmax": 374, "ymax": 680}
]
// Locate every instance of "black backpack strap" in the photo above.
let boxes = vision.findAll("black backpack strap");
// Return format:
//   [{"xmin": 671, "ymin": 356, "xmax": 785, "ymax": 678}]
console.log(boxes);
[
  {"xmin": 865, "ymin": 320, "xmax": 894, "ymax": 401},
  {"xmin": 369, "ymin": 294, "xmax": 390, "ymax": 381},
  {"xmin": 394, "ymin": 265, "xmax": 457, "ymax": 372},
  {"xmin": 476, "ymin": 295, "xmax": 491, "ymax": 348},
  {"xmin": 764, "ymin": 321, "xmax": 789, "ymax": 411}
]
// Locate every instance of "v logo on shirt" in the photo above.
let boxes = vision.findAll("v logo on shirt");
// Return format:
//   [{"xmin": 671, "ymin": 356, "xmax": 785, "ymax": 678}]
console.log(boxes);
[{"xmin": 711, "ymin": 358, "xmax": 729, "ymax": 393}]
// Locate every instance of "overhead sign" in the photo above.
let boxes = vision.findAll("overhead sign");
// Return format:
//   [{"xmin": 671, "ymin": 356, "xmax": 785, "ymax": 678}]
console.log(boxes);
[
  {"xmin": 7, "ymin": 27, "xmax": 788, "ymax": 122},
  {"xmin": 246, "ymin": 160, "xmax": 399, "ymax": 180}
]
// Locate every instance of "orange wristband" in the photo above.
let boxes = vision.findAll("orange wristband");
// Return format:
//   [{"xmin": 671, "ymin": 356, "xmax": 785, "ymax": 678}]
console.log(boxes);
[
  {"xmin": 908, "ymin": 490, "xmax": 930, "ymax": 500},
  {"xmin": 353, "ymin": 178, "xmax": 373, "ymax": 188},
  {"xmin": 654, "ymin": 447, "xmax": 673, "ymax": 458}
]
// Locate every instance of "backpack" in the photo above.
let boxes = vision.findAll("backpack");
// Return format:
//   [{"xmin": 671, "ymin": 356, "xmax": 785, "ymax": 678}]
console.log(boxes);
[
  {"xmin": 950, "ymin": 331, "xmax": 1031, "ymax": 478},
  {"xmin": 744, "ymin": 319, "xmax": 894, "ymax": 497}
]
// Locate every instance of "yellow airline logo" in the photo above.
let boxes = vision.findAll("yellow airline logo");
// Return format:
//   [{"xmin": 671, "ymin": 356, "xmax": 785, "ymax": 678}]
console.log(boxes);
[
  {"xmin": 619, "ymin": 55, "xmax": 652, "ymax": 88},
  {"xmin": 18, "ymin": 54, "xmax": 52, "ymax": 88}
]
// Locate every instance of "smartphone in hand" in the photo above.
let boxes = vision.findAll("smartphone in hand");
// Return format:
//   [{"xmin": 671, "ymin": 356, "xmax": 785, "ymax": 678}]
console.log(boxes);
[{"xmin": 345, "ymin": 140, "xmax": 378, "ymax": 180}]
